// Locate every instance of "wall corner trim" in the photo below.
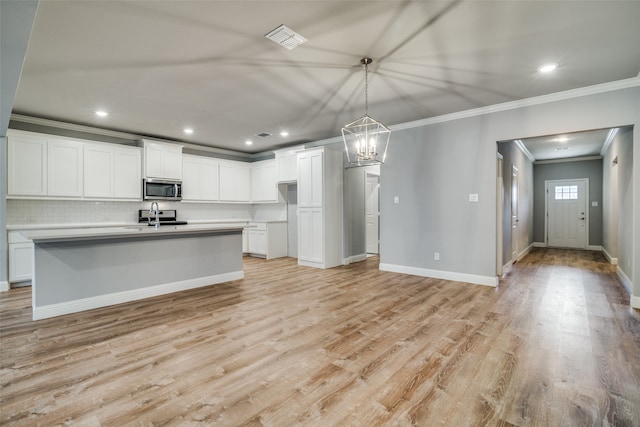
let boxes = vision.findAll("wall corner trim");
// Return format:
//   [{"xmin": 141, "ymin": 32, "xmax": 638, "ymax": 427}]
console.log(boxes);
[
  {"xmin": 533, "ymin": 242, "xmax": 547, "ymax": 247},
  {"xmin": 379, "ymin": 263, "xmax": 497, "ymax": 287},
  {"xmin": 0, "ymin": 281, "xmax": 9, "ymax": 292}
]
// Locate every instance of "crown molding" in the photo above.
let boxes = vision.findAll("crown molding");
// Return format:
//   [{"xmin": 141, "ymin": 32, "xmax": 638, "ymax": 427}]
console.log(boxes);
[
  {"xmin": 534, "ymin": 155, "xmax": 602, "ymax": 165},
  {"xmin": 390, "ymin": 77, "xmax": 640, "ymax": 133},
  {"xmin": 10, "ymin": 113, "xmax": 258, "ymax": 161},
  {"xmin": 514, "ymin": 140, "xmax": 536, "ymax": 163}
]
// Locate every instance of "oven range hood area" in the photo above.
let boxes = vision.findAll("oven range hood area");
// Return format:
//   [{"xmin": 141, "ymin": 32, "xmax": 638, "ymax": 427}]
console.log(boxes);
[{"xmin": 138, "ymin": 210, "xmax": 188, "ymax": 226}]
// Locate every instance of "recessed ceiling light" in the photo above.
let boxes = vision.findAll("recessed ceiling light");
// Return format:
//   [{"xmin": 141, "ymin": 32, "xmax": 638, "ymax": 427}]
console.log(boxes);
[
  {"xmin": 183, "ymin": 128, "xmax": 194, "ymax": 134},
  {"xmin": 245, "ymin": 140, "xmax": 253, "ymax": 146},
  {"xmin": 95, "ymin": 110, "xmax": 108, "ymax": 117},
  {"xmin": 280, "ymin": 131, "xmax": 290, "ymax": 137},
  {"xmin": 538, "ymin": 63, "xmax": 558, "ymax": 73},
  {"xmin": 554, "ymin": 136, "xmax": 569, "ymax": 142}
]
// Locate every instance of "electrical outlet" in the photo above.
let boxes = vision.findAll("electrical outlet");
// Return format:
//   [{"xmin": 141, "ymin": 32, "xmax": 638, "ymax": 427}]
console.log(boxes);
[{"xmin": 434, "ymin": 252, "xmax": 440, "ymax": 261}]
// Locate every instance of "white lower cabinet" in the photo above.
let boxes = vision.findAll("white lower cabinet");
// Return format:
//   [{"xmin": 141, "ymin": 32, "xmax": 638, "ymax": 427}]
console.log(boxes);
[
  {"xmin": 247, "ymin": 222, "xmax": 287, "ymax": 259},
  {"xmin": 8, "ymin": 232, "xmax": 33, "ymax": 283},
  {"xmin": 298, "ymin": 208, "xmax": 324, "ymax": 264}
]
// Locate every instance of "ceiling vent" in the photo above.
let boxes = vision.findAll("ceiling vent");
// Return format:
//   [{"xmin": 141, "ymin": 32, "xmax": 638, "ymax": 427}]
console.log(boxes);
[
  {"xmin": 256, "ymin": 132, "xmax": 272, "ymax": 138},
  {"xmin": 265, "ymin": 24, "xmax": 308, "ymax": 50}
]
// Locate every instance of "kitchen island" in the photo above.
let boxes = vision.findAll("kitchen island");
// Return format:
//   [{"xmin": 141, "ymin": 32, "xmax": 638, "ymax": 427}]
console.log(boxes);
[{"xmin": 22, "ymin": 224, "xmax": 245, "ymax": 320}]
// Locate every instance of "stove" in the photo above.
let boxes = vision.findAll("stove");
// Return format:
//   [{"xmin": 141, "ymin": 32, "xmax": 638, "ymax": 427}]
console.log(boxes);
[{"xmin": 138, "ymin": 209, "xmax": 188, "ymax": 226}]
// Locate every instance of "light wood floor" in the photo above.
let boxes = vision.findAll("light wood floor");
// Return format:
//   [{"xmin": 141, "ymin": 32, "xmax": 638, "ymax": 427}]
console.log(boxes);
[{"xmin": 1, "ymin": 248, "xmax": 639, "ymax": 426}]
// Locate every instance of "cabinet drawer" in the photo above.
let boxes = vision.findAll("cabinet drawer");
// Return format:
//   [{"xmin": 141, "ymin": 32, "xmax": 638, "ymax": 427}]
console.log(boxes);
[{"xmin": 249, "ymin": 222, "xmax": 267, "ymax": 231}]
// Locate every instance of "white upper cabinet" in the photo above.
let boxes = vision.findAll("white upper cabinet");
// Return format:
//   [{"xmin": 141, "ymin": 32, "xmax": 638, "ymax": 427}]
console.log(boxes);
[
  {"xmin": 275, "ymin": 147, "xmax": 302, "ymax": 182},
  {"xmin": 297, "ymin": 148, "xmax": 324, "ymax": 207},
  {"xmin": 8, "ymin": 130, "xmax": 140, "ymax": 200},
  {"xmin": 219, "ymin": 160, "xmax": 251, "ymax": 202},
  {"xmin": 84, "ymin": 142, "xmax": 141, "ymax": 199},
  {"xmin": 84, "ymin": 143, "xmax": 114, "ymax": 198},
  {"xmin": 48, "ymin": 138, "xmax": 84, "ymax": 197},
  {"xmin": 7, "ymin": 131, "xmax": 48, "ymax": 196},
  {"xmin": 251, "ymin": 159, "xmax": 278, "ymax": 202},
  {"xmin": 182, "ymin": 154, "xmax": 219, "ymax": 202},
  {"xmin": 142, "ymin": 140, "xmax": 183, "ymax": 180},
  {"xmin": 113, "ymin": 147, "xmax": 142, "ymax": 199}
]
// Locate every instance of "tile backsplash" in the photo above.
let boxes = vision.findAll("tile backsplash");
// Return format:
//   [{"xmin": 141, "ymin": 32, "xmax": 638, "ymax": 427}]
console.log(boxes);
[{"xmin": 6, "ymin": 199, "xmax": 286, "ymax": 227}]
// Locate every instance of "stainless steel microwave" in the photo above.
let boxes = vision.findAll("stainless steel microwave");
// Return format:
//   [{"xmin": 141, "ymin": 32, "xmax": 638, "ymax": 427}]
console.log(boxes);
[{"xmin": 143, "ymin": 179, "xmax": 182, "ymax": 201}]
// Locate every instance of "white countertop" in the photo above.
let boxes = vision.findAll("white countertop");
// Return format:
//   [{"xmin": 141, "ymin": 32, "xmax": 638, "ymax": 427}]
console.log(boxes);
[
  {"xmin": 21, "ymin": 223, "xmax": 249, "ymax": 243},
  {"xmin": 7, "ymin": 218, "xmax": 287, "ymax": 232}
]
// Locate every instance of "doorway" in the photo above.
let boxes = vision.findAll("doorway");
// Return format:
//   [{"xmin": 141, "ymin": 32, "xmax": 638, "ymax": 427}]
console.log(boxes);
[
  {"xmin": 546, "ymin": 179, "xmax": 588, "ymax": 249},
  {"xmin": 365, "ymin": 174, "xmax": 380, "ymax": 254}
]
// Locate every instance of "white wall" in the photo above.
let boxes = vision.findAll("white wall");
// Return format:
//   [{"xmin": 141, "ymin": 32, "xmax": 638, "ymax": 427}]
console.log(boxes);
[{"xmin": 6, "ymin": 199, "xmax": 254, "ymax": 227}]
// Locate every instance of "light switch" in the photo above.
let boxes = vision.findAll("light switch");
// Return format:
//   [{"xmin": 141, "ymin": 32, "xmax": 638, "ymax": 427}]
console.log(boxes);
[
  {"xmin": 469, "ymin": 193, "xmax": 478, "ymax": 202},
  {"xmin": 394, "ymin": 196, "xmax": 400, "ymax": 204},
  {"xmin": 592, "ymin": 201, "xmax": 598, "ymax": 207}
]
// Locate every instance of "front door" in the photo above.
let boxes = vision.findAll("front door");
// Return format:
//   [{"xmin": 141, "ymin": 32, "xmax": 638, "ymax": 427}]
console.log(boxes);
[
  {"xmin": 365, "ymin": 174, "xmax": 379, "ymax": 254},
  {"xmin": 547, "ymin": 179, "xmax": 587, "ymax": 249}
]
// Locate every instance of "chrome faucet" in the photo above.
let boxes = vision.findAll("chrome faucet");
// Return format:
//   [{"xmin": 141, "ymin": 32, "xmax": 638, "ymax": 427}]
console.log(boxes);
[{"xmin": 149, "ymin": 201, "xmax": 160, "ymax": 229}]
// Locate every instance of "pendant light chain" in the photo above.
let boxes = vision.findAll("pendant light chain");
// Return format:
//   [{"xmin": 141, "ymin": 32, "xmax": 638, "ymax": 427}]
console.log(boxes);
[{"xmin": 364, "ymin": 60, "xmax": 369, "ymax": 116}]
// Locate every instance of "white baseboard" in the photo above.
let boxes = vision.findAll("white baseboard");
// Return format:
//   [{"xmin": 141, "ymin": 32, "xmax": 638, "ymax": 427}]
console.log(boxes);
[
  {"xmin": 587, "ymin": 245, "xmax": 602, "ymax": 251},
  {"xmin": 602, "ymin": 248, "xmax": 618, "ymax": 265},
  {"xmin": 379, "ymin": 263, "xmax": 497, "ymax": 287},
  {"xmin": 631, "ymin": 295, "xmax": 640, "ymax": 310},
  {"xmin": 32, "ymin": 270, "xmax": 244, "ymax": 321},
  {"xmin": 343, "ymin": 253, "xmax": 367, "ymax": 265},
  {"xmin": 533, "ymin": 242, "xmax": 547, "ymax": 248},
  {"xmin": 617, "ymin": 267, "xmax": 632, "ymax": 297},
  {"xmin": 0, "ymin": 281, "xmax": 9, "ymax": 292},
  {"xmin": 516, "ymin": 243, "xmax": 534, "ymax": 261}
]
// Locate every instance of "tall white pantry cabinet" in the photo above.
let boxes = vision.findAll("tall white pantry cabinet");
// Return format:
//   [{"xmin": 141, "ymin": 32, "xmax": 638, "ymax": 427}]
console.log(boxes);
[{"xmin": 297, "ymin": 147, "xmax": 343, "ymax": 269}]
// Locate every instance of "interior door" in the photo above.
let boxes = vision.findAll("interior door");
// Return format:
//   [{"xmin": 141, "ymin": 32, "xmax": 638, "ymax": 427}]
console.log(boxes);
[
  {"xmin": 511, "ymin": 165, "xmax": 519, "ymax": 261},
  {"xmin": 547, "ymin": 179, "xmax": 587, "ymax": 248},
  {"xmin": 365, "ymin": 175, "xmax": 380, "ymax": 254}
]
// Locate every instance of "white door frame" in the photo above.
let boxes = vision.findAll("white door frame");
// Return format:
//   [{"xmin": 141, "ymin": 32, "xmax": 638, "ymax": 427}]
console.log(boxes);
[
  {"xmin": 496, "ymin": 153, "xmax": 503, "ymax": 276},
  {"xmin": 365, "ymin": 172, "xmax": 380, "ymax": 255},
  {"xmin": 544, "ymin": 178, "xmax": 589, "ymax": 248},
  {"xmin": 511, "ymin": 165, "xmax": 519, "ymax": 262}
]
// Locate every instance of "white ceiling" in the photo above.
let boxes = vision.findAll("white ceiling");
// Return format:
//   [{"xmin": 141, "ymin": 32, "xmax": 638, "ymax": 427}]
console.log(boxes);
[
  {"xmin": 516, "ymin": 128, "xmax": 614, "ymax": 162},
  {"xmin": 12, "ymin": 1, "xmax": 640, "ymax": 154}
]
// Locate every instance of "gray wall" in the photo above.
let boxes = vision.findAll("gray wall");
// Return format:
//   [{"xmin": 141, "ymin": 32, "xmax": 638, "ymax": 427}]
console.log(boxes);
[
  {"xmin": 602, "ymin": 127, "xmax": 634, "ymax": 282},
  {"xmin": 498, "ymin": 141, "xmax": 534, "ymax": 266},
  {"xmin": 379, "ymin": 84, "xmax": 639, "ymax": 299},
  {"xmin": 381, "ymin": 117, "xmax": 495, "ymax": 276},
  {"xmin": 0, "ymin": 0, "xmax": 39, "ymax": 287},
  {"xmin": 533, "ymin": 159, "xmax": 603, "ymax": 246}
]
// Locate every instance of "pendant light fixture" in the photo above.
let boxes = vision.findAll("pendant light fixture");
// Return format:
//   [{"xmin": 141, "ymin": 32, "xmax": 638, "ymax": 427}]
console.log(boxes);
[{"xmin": 342, "ymin": 57, "xmax": 390, "ymax": 167}]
